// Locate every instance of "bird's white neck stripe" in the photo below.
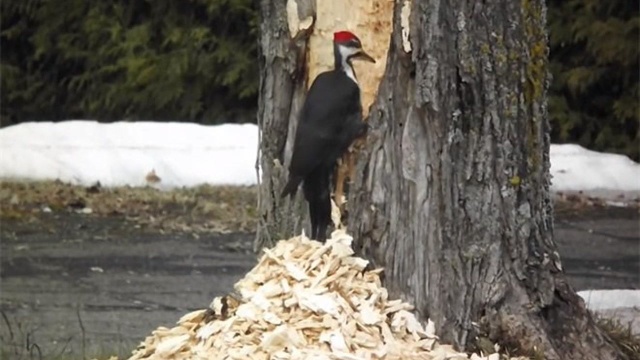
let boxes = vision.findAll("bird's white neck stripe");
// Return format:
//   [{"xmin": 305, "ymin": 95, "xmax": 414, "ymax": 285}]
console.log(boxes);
[
  {"xmin": 338, "ymin": 45, "xmax": 358, "ymax": 84},
  {"xmin": 342, "ymin": 62, "xmax": 357, "ymax": 84}
]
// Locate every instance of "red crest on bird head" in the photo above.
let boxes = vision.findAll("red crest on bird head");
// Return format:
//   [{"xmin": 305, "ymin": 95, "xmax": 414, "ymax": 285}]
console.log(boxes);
[{"xmin": 333, "ymin": 31, "xmax": 358, "ymax": 43}]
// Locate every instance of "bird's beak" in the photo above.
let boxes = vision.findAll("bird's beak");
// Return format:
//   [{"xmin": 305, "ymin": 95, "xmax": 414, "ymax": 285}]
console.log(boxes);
[{"xmin": 356, "ymin": 50, "xmax": 376, "ymax": 63}]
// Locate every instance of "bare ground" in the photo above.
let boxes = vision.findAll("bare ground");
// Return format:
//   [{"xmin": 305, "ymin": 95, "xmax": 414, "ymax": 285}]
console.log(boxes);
[{"xmin": 0, "ymin": 181, "xmax": 638, "ymax": 359}]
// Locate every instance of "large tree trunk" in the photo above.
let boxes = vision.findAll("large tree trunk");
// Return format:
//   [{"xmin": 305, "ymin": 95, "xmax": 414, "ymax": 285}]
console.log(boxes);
[
  {"xmin": 254, "ymin": 0, "xmax": 314, "ymax": 251},
  {"xmin": 256, "ymin": 0, "xmax": 627, "ymax": 359},
  {"xmin": 347, "ymin": 0, "xmax": 627, "ymax": 359}
]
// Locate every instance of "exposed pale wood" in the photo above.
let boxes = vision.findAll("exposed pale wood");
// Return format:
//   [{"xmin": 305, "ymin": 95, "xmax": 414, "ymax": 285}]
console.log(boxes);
[{"xmin": 306, "ymin": 0, "xmax": 394, "ymax": 113}]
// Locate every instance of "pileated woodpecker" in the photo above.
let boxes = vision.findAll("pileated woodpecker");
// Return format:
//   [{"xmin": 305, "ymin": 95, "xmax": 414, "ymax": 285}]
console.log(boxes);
[{"xmin": 281, "ymin": 30, "xmax": 375, "ymax": 242}]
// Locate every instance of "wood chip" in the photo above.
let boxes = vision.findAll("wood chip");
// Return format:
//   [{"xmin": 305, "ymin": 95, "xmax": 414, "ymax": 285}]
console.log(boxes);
[{"xmin": 127, "ymin": 230, "xmax": 528, "ymax": 360}]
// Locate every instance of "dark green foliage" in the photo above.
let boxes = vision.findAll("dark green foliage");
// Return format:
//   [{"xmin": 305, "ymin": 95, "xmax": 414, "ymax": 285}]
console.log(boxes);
[
  {"xmin": 1, "ymin": 0, "xmax": 638, "ymax": 161},
  {"xmin": 1, "ymin": 0, "xmax": 259, "ymax": 125},
  {"xmin": 548, "ymin": 0, "xmax": 639, "ymax": 160}
]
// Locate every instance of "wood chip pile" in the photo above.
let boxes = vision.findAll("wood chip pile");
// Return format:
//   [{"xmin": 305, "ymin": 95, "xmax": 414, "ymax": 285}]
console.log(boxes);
[{"xmin": 128, "ymin": 230, "xmax": 523, "ymax": 360}]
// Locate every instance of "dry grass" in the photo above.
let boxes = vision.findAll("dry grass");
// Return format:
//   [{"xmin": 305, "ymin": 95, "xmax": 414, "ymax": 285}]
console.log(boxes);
[
  {"xmin": 553, "ymin": 191, "xmax": 640, "ymax": 217},
  {"xmin": 0, "ymin": 180, "xmax": 258, "ymax": 234},
  {"xmin": 596, "ymin": 313, "xmax": 640, "ymax": 360},
  {"xmin": 2, "ymin": 181, "xmax": 636, "ymax": 235}
]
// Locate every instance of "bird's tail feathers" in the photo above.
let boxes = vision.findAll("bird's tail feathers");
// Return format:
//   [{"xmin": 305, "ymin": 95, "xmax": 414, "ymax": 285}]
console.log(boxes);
[{"xmin": 281, "ymin": 175, "xmax": 303, "ymax": 198}]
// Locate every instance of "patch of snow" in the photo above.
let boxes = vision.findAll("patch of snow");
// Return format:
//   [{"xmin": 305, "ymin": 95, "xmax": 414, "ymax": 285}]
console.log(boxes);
[
  {"xmin": 550, "ymin": 144, "xmax": 640, "ymax": 192},
  {"xmin": 0, "ymin": 120, "xmax": 260, "ymax": 188},
  {"xmin": 1, "ymin": 121, "xmax": 639, "ymax": 194},
  {"xmin": 605, "ymin": 201, "xmax": 630, "ymax": 207},
  {"xmin": 578, "ymin": 289, "xmax": 640, "ymax": 311}
]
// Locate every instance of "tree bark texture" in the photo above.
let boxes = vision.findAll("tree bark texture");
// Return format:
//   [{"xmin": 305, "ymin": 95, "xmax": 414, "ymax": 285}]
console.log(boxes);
[
  {"xmin": 254, "ymin": 0, "xmax": 314, "ymax": 251},
  {"xmin": 347, "ymin": 0, "xmax": 627, "ymax": 359}
]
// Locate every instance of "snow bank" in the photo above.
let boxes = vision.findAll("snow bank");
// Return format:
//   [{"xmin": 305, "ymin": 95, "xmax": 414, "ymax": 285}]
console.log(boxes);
[
  {"xmin": 1, "ymin": 121, "xmax": 639, "ymax": 193},
  {"xmin": 0, "ymin": 120, "xmax": 259, "ymax": 188},
  {"xmin": 550, "ymin": 144, "xmax": 640, "ymax": 192},
  {"xmin": 578, "ymin": 289, "xmax": 640, "ymax": 311}
]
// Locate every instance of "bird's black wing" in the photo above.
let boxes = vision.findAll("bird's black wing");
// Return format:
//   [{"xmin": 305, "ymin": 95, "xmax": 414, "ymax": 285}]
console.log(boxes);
[{"xmin": 288, "ymin": 71, "xmax": 362, "ymax": 178}]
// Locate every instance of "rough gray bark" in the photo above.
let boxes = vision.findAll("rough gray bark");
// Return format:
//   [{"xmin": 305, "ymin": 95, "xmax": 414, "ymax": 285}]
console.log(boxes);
[
  {"xmin": 254, "ymin": 0, "xmax": 314, "ymax": 251},
  {"xmin": 347, "ymin": 0, "xmax": 627, "ymax": 359}
]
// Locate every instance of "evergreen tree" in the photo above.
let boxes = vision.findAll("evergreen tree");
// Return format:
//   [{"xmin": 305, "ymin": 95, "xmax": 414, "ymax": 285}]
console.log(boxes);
[
  {"xmin": 1, "ymin": 0, "xmax": 259, "ymax": 125},
  {"xmin": 548, "ymin": 0, "xmax": 639, "ymax": 160}
]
